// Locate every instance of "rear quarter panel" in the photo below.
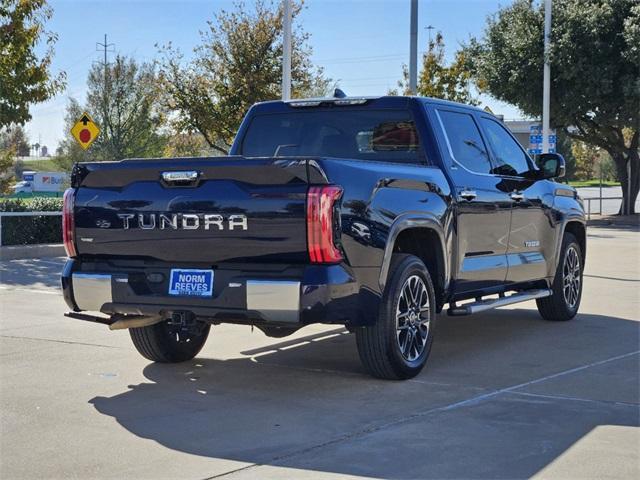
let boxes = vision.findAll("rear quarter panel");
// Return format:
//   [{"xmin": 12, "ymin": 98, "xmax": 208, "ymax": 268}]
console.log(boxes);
[{"xmin": 315, "ymin": 158, "xmax": 453, "ymax": 297}]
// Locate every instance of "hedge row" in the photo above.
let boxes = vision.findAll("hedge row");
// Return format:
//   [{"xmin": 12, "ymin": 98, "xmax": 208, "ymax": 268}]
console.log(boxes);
[{"xmin": 0, "ymin": 198, "xmax": 63, "ymax": 246}]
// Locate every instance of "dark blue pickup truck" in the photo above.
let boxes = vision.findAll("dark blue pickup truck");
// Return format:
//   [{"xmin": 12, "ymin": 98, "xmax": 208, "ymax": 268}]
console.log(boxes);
[{"xmin": 61, "ymin": 94, "xmax": 586, "ymax": 380}]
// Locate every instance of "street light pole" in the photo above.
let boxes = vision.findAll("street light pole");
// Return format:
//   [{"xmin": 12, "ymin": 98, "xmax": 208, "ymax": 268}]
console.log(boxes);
[
  {"xmin": 409, "ymin": 0, "xmax": 418, "ymax": 95},
  {"xmin": 425, "ymin": 25, "xmax": 434, "ymax": 46},
  {"xmin": 542, "ymin": 0, "xmax": 552, "ymax": 153},
  {"xmin": 282, "ymin": 0, "xmax": 292, "ymax": 101}
]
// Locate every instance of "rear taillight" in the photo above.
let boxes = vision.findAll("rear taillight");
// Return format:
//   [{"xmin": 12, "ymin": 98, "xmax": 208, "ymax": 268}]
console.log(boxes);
[
  {"xmin": 307, "ymin": 185, "xmax": 343, "ymax": 264},
  {"xmin": 62, "ymin": 188, "xmax": 77, "ymax": 257}
]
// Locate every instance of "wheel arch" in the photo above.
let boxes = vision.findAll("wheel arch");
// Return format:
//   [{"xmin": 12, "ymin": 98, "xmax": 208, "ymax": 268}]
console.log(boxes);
[
  {"xmin": 550, "ymin": 218, "xmax": 586, "ymax": 279},
  {"xmin": 564, "ymin": 221, "xmax": 586, "ymax": 262},
  {"xmin": 379, "ymin": 214, "xmax": 449, "ymax": 311}
]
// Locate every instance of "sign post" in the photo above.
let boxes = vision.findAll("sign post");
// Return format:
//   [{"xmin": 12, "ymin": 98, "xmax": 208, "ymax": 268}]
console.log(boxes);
[
  {"xmin": 542, "ymin": 0, "xmax": 552, "ymax": 153},
  {"xmin": 70, "ymin": 112, "xmax": 101, "ymax": 150},
  {"xmin": 409, "ymin": 0, "xmax": 418, "ymax": 95}
]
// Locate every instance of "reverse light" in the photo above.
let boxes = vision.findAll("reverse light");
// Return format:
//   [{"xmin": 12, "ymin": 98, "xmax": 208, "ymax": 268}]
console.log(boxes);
[
  {"xmin": 307, "ymin": 185, "xmax": 344, "ymax": 264},
  {"xmin": 62, "ymin": 188, "xmax": 77, "ymax": 257}
]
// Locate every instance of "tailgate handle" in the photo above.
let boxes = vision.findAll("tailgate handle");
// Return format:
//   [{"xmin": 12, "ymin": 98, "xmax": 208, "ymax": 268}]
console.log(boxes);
[{"xmin": 161, "ymin": 171, "xmax": 200, "ymax": 184}]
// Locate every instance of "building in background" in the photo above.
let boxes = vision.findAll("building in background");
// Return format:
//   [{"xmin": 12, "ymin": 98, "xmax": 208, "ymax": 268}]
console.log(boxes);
[{"xmin": 504, "ymin": 120, "xmax": 534, "ymax": 149}]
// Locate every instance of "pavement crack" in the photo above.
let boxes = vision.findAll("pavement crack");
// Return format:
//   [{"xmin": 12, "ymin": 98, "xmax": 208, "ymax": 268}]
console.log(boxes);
[
  {"xmin": 507, "ymin": 390, "xmax": 639, "ymax": 408},
  {"xmin": 0, "ymin": 334, "xmax": 121, "ymax": 349}
]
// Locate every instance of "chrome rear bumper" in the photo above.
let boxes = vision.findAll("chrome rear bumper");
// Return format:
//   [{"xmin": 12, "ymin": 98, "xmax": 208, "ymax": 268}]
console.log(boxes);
[
  {"xmin": 71, "ymin": 273, "xmax": 113, "ymax": 311},
  {"xmin": 69, "ymin": 273, "xmax": 301, "ymax": 322}
]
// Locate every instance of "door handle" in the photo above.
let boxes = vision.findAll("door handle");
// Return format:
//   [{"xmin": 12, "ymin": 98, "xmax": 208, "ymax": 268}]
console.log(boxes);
[
  {"xmin": 459, "ymin": 189, "xmax": 477, "ymax": 201},
  {"xmin": 510, "ymin": 191, "xmax": 525, "ymax": 201},
  {"xmin": 161, "ymin": 170, "xmax": 200, "ymax": 184}
]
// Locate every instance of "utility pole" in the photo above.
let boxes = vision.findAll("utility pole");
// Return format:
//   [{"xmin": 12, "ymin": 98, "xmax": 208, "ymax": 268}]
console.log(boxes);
[
  {"xmin": 96, "ymin": 34, "xmax": 115, "ymax": 86},
  {"xmin": 542, "ymin": 0, "xmax": 552, "ymax": 154},
  {"xmin": 96, "ymin": 34, "xmax": 115, "ymax": 105},
  {"xmin": 409, "ymin": 0, "xmax": 418, "ymax": 95},
  {"xmin": 282, "ymin": 0, "xmax": 292, "ymax": 101},
  {"xmin": 93, "ymin": 34, "xmax": 114, "ymax": 159}
]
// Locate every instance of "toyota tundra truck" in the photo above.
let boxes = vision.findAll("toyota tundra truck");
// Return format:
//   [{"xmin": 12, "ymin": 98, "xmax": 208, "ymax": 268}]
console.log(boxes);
[{"xmin": 61, "ymin": 94, "xmax": 586, "ymax": 380}]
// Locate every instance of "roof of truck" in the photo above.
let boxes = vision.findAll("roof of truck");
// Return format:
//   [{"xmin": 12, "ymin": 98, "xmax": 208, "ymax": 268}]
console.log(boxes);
[{"xmin": 252, "ymin": 95, "xmax": 487, "ymax": 115}]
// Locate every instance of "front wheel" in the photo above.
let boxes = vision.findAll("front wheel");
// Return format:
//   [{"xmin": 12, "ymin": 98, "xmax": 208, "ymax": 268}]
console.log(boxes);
[
  {"xmin": 130, "ymin": 318, "xmax": 210, "ymax": 363},
  {"xmin": 536, "ymin": 232, "xmax": 583, "ymax": 321},
  {"xmin": 356, "ymin": 254, "xmax": 437, "ymax": 380}
]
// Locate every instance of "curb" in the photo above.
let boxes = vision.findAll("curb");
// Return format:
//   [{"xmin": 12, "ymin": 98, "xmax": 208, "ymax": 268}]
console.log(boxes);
[
  {"xmin": 587, "ymin": 215, "xmax": 639, "ymax": 228},
  {"xmin": 0, "ymin": 243, "xmax": 65, "ymax": 261}
]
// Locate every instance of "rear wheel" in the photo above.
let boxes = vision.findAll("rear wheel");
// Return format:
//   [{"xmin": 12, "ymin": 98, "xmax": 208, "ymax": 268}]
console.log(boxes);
[
  {"xmin": 536, "ymin": 232, "xmax": 583, "ymax": 321},
  {"xmin": 356, "ymin": 254, "xmax": 437, "ymax": 380},
  {"xmin": 130, "ymin": 318, "xmax": 210, "ymax": 363}
]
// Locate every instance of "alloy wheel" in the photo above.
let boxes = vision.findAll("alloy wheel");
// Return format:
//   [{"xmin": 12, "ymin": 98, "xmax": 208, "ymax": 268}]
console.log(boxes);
[
  {"xmin": 562, "ymin": 245, "xmax": 581, "ymax": 309},
  {"xmin": 396, "ymin": 275, "xmax": 430, "ymax": 361}
]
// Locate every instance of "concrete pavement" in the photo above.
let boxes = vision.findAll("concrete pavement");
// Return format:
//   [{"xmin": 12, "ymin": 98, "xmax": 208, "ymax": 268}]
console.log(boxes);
[{"xmin": 0, "ymin": 225, "xmax": 638, "ymax": 479}]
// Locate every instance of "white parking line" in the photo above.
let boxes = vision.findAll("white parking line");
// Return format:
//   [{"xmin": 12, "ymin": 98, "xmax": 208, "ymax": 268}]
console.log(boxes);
[
  {"xmin": 438, "ymin": 349, "xmax": 640, "ymax": 412},
  {"xmin": 34, "ymin": 259, "xmax": 67, "ymax": 267}
]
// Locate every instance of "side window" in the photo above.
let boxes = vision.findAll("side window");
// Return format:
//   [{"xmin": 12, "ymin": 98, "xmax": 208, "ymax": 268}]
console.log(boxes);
[
  {"xmin": 438, "ymin": 110, "xmax": 492, "ymax": 174},
  {"xmin": 480, "ymin": 118, "xmax": 531, "ymax": 176}
]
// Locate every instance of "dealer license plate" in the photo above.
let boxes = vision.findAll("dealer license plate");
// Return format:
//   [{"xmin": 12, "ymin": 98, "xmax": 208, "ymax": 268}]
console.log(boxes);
[{"xmin": 168, "ymin": 269, "xmax": 214, "ymax": 297}]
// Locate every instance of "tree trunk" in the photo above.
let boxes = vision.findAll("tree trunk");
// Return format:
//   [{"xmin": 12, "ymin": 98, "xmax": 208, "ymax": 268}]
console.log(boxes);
[{"xmin": 613, "ymin": 148, "xmax": 639, "ymax": 215}]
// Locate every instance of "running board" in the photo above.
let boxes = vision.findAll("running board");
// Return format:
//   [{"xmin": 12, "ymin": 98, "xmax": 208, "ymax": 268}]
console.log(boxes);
[{"xmin": 447, "ymin": 289, "xmax": 552, "ymax": 316}]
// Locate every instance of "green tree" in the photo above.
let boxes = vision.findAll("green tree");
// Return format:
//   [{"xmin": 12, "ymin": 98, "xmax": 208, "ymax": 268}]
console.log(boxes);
[
  {"xmin": 58, "ymin": 56, "xmax": 166, "ymax": 164},
  {"xmin": 391, "ymin": 32, "xmax": 478, "ymax": 105},
  {"xmin": 163, "ymin": 133, "xmax": 209, "ymax": 158},
  {"xmin": 0, "ymin": 125, "xmax": 30, "ymax": 156},
  {"xmin": 0, "ymin": 147, "xmax": 13, "ymax": 193},
  {"xmin": 467, "ymin": 0, "xmax": 640, "ymax": 214},
  {"xmin": 571, "ymin": 140, "xmax": 600, "ymax": 181},
  {"xmin": 0, "ymin": 125, "xmax": 30, "ymax": 192},
  {"xmin": 157, "ymin": 0, "xmax": 332, "ymax": 154},
  {"xmin": 555, "ymin": 131, "xmax": 576, "ymax": 180},
  {"xmin": 0, "ymin": 0, "xmax": 65, "ymax": 128}
]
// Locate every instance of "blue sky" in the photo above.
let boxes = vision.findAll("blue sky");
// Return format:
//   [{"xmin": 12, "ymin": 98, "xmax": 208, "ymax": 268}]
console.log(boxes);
[{"xmin": 26, "ymin": 0, "xmax": 524, "ymax": 151}]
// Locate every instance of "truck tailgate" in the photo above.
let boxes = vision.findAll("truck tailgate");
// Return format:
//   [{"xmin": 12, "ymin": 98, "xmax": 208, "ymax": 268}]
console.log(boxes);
[{"xmin": 72, "ymin": 157, "xmax": 315, "ymax": 263}]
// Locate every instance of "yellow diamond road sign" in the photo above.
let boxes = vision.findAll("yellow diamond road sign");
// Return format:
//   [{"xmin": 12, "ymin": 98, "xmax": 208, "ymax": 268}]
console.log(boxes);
[{"xmin": 70, "ymin": 112, "xmax": 100, "ymax": 150}]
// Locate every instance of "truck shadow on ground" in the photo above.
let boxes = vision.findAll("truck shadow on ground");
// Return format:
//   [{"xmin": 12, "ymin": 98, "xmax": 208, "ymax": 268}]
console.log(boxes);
[
  {"xmin": 90, "ymin": 308, "xmax": 639, "ymax": 479},
  {"xmin": 0, "ymin": 257, "xmax": 64, "ymax": 289}
]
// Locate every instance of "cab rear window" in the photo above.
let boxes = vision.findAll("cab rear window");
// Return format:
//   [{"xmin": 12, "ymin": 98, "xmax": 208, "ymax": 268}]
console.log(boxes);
[{"xmin": 241, "ymin": 110, "xmax": 423, "ymax": 163}]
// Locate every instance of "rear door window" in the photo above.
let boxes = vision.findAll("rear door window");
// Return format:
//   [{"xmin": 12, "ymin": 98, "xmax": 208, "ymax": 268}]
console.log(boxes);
[{"xmin": 437, "ymin": 110, "xmax": 492, "ymax": 174}]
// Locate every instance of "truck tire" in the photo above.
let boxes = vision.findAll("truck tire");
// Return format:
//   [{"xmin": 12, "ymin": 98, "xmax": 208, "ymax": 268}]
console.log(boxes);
[
  {"xmin": 536, "ymin": 232, "xmax": 583, "ymax": 321},
  {"xmin": 356, "ymin": 254, "xmax": 437, "ymax": 380},
  {"xmin": 129, "ymin": 320, "xmax": 210, "ymax": 363}
]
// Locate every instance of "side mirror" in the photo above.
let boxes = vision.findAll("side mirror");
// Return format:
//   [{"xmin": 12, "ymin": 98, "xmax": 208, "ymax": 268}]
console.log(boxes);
[{"xmin": 536, "ymin": 153, "xmax": 566, "ymax": 179}]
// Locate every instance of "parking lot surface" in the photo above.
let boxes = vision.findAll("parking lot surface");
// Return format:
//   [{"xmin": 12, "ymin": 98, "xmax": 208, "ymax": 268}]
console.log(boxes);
[{"xmin": 1, "ymin": 224, "xmax": 639, "ymax": 479}]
